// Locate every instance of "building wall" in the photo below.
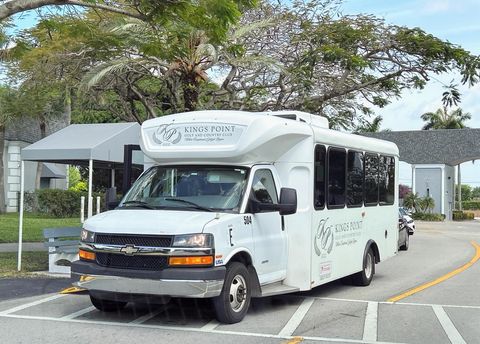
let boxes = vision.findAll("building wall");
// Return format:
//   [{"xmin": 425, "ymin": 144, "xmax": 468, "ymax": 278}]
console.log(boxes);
[{"xmin": 413, "ymin": 164, "xmax": 455, "ymax": 220}]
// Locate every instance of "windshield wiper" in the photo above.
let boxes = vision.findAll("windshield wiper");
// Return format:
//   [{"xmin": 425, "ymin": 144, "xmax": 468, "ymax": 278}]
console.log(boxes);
[
  {"xmin": 164, "ymin": 198, "xmax": 213, "ymax": 212},
  {"xmin": 121, "ymin": 200, "xmax": 156, "ymax": 209}
]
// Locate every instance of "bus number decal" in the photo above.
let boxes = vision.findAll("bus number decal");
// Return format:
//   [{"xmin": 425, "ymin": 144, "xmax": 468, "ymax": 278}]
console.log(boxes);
[{"xmin": 244, "ymin": 216, "xmax": 252, "ymax": 225}]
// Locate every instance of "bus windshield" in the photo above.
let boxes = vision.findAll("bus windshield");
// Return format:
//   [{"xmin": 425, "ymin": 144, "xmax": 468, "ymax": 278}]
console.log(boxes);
[{"xmin": 120, "ymin": 166, "xmax": 249, "ymax": 212}]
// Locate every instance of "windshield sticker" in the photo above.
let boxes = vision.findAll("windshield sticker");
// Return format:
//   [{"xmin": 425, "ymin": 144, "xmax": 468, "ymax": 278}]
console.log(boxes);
[{"xmin": 150, "ymin": 122, "xmax": 246, "ymax": 146}]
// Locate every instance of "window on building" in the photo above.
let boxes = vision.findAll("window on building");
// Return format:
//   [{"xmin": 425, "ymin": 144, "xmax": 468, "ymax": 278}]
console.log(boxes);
[
  {"xmin": 314, "ymin": 145, "xmax": 326, "ymax": 209},
  {"xmin": 328, "ymin": 148, "xmax": 346, "ymax": 208},
  {"xmin": 347, "ymin": 151, "xmax": 364, "ymax": 207},
  {"xmin": 365, "ymin": 153, "xmax": 379, "ymax": 205}
]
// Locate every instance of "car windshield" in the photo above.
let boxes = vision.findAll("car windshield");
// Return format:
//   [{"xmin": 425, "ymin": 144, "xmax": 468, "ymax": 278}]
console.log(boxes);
[{"xmin": 120, "ymin": 166, "xmax": 249, "ymax": 212}]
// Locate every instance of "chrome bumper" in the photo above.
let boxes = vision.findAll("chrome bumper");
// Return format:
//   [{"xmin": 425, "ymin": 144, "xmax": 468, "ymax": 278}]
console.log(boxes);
[{"xmin": 72, "ymin": 273, "xmax": 224, "ymax": 298}]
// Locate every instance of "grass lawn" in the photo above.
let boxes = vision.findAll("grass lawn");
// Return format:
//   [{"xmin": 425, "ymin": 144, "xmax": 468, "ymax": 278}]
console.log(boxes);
[
  {"xmin": 0, "ymin": 213, "xmax": 81, "ymax": 243},
  {"xmin": 0, "ymin": 251, "xmax": 48, "ymax": 277}
]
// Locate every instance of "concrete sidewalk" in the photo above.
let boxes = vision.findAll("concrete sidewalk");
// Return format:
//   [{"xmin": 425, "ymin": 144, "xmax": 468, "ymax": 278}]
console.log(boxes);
[{"xmin": 0, "ymin": 242, "xmax": 46, "ymax": 253}]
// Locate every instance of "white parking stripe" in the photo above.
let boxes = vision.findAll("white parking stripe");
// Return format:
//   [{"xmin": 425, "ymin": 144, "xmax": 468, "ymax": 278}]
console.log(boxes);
[
  {"xmin": 0, "ymin": 312, "xmax": 403, "ymax": 344},
  {"xmin": 60, "ymin": 306, "xmax": 96, "ymax": 320},
  {"xmin": 432, "ymin": 305, "xmax": 467, "ymax": 344},
  {"xmin": 0, "ymin": 294, "xmax": 65, "ymax": 315},
  {"xmin": 200, "ymin": 319, "xmax": 220, "ymax": 331},
  {"xmin": 363, "ymin": 301, "xmax": 378, "ymax": 342},
  {"xmin": 277, "ymin": 297, "xmax": 315, "ymax": 337}
]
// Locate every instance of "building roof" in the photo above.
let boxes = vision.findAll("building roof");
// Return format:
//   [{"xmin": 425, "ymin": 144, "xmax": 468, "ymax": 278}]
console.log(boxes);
[
  {"xmin": 21, "ymin": 123, "xmax": 142, "ymax": 167},
  {"xmin": 41, "ymin": 163, "xmax": 66, "ymax": 179},
  {"xmin": 362, "ymin": 129, "xmax": 480, "ymax": 165}
]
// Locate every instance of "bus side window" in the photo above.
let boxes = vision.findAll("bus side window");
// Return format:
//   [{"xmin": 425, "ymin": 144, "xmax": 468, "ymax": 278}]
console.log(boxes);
[
  {"xmin": 327, "ymin": 147, "xmax": 346, "ymax": 208},
  {"xmin": 314, "ymin": 145, "xmax": 326, "ymax": 209},
  {"xmin": 364, "ymin": 153, "xmax": 379, "ymax": 205},
  {"xmin": 386, "ymin": 157, "xmax": 395, "ymax": 204},
  {"xmin": 347, "ymin": 151, "xmax": 364, "ymax": 207}
]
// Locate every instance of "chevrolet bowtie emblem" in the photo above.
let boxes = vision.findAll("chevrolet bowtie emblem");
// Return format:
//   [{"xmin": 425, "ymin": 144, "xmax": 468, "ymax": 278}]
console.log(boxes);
[{"xmin": 120, "ymin": 245, "xmax": 139, "ymax": 255}]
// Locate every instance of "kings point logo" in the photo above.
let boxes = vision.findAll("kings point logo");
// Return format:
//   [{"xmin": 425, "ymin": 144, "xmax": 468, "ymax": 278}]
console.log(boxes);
[
  {"xmin": 314, "ymin": 218, "xmax": 334, "ymax": 256},
  {"xmin": 152, "ymin": 124, "xmax": 182, "ymax": 145}
]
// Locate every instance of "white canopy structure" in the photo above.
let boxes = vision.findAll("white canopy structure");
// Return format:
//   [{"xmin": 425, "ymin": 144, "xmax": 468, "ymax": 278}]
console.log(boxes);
[{"xmin": 17, "ymin": 123, "xmax": 141, "ymax": 270}]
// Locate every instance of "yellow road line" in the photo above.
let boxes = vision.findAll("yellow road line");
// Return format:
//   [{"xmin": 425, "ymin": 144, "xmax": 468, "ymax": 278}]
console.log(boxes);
[
  {"xmin": 283, "ymin": 336, "xmax": 303, "ymax": 344},
  {"xmin": 388, "ymin": 241, "xmax": 480, "ymax": 303}
]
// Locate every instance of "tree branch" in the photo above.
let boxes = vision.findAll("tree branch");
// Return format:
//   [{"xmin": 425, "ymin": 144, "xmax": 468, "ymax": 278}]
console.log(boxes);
[{"xmin": 0, "ymin": 0, "xmax": 147, "ymax": 21}]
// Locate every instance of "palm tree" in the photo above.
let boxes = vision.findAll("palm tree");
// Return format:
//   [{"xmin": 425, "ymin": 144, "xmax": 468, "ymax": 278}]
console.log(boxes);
[
  {"xmin": 421, "ymin": 107, "xmax": 471, "ymax": 130},
  {"xmin": 403, "ymin": 192, "xmax": 420, "ymax": 212}
]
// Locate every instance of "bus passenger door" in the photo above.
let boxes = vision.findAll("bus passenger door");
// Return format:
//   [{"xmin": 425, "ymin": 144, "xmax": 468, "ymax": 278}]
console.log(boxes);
[{"xmin": 248, "ymin": 167, "xmax": 287, "ymax": 285}]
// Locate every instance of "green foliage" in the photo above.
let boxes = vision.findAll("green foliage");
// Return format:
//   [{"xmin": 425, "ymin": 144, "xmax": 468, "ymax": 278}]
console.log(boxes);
[
  {"xmin": 403, "ymin": 192, "xmax": 434, "ymax": 213},
  {"xmin": 452, "ymin": 211, "xmax": 475, "ymax": 221},
  {"xmin": 417, "ymin": 196, "xmax": 435, "ymax": 213},
  {"xmin": 403, "ymin": 192, "xmax": 420, "ymax": 211},
  {"xmin": 462, "ymin": 201, "xmax": 480, "ymax": 210},
  {"xmin": 68, "ymin": 166, "xmax": 81, "ymax": 189},
  {"xmin": 70, "ymin": 181, "xmax": 87, "ymax": 192},
  {"xmin": 472, "ymin": 187, "xmax": 480, "ymax": 200},
  {"xmin": 26, "ymin": 189, "xmax": 105, "ymax": 217},
  {"xmin": 411, "ymin": 212, "xmax": 445, "ymax": 221},
  {"xmin": 456, "ymin": 184, "xmax": 472, "ymax": 201}
]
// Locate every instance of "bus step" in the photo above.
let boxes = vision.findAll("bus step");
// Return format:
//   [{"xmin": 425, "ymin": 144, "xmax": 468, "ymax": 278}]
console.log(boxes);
[{"xmin": 260, "ymin": 282, "xmax": 299, "ymax": 297}]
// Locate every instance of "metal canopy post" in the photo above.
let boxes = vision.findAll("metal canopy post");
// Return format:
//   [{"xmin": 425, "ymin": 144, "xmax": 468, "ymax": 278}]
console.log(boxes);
[
  {"xmin": 17, "ymin": 160, "xmax": 25, "ymax": 271},
  {"xmin": 458, "ymin": 164, "xmax": 462, "ymax": 211},
  {"xmin": 88, "ymin": 159, "xmax": 93, "ymax": 218}
]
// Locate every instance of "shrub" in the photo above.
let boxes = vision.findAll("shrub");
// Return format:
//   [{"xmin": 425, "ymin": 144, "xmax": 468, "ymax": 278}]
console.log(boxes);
[
  {"xmin": 462, "ymin": 201, "xmax": 480, "ymax": 210},
  {"xmin": 452, "ymin": 211, "xmax": 475, "ymax": 221},
  {"xmin": 411, "ymin": 212, "xmax": 445, "ymax": 221},
  {"xmin": 25, "ymin": 189, "xmax": 105, "ymax": 217}
]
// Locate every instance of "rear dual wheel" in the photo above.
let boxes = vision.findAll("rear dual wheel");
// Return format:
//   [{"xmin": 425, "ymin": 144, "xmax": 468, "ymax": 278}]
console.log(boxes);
[{"xmin": 352, "ymin": 248, "xmax": 375, "ymax": 286}]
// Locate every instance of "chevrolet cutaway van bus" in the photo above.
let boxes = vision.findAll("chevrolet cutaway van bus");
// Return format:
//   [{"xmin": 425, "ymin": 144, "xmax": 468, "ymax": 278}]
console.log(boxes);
[{"xmin": 72, "ymin": 110, "xmax": 399, "ymax": 323}]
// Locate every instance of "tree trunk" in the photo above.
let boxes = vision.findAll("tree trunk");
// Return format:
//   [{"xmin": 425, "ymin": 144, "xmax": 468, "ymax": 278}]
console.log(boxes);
[
  {"xmin": 34, "ymin": 117, "xmax": 47, "ymax": 190},
  {"xmin": 183, "ymin": 77, "xmax": 200, "ymax": 112},
  {"xmin": 64, "ymin": 85, "xmax": 72, "ymax": 125},
  {"xmin": 0, "ymin": 124, "xmax": 6, "ymax": 213}
]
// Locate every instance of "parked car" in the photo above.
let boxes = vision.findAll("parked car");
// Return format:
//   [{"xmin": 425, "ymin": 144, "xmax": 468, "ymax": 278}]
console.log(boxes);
[
  {"xmin": 399, "ymin": 207, "xmax": 415, "ymax": 235},
  {"xmin": 398, "ymin": 217, "xmax": 409, "ymax": 251}
]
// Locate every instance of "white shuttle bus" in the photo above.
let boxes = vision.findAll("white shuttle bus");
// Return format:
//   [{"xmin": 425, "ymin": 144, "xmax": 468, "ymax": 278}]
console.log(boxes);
[{"xmin": 72, "ymin": 110, "xmax": 399, "ymax": 323}]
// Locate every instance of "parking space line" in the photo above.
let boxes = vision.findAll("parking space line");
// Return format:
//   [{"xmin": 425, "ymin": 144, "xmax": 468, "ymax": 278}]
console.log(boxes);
[
  {"xmin": 363, "ymin": 301, "xmax": 378, "ymax": 342},
  {"xmin": 387, "ymin": 241, "xmax": 480, "ymax": 303},
  {"xmin": 200, "ymin": 319, "xmax": 220, "ymax": 331},
  {"xmin": 0, "ymin": 312, "xmax": 407, "ymax": 344},
  {"xmin": 129, "ymin": 304, "xmax": 172, "ymax": 324},
  {"xmin": 432, "ymin": 305, "xmax": 467, "ymax": 344},
  {"xmin": 313, "ymin": 297, "xmax": 368, "ymax": 304},
  {"xmin": 0, "ymin": 294, "xmax": 65, "ymax": 315},
  {"xmin": 277, "ymin": 297, "xmax": 315, "ymax": 337},
  {"xmin": 60, "ymin": 306, "xmax": 96, "ymax": 320}
]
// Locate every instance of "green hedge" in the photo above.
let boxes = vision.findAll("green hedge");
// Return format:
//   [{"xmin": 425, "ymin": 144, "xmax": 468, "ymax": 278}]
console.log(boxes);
[
  {"xmin": 452, "ymin": 211, "xmax": 475, "ymax": 221},
  {"xmin": 411, "ymin": 212, "xmax": 445, "ymax": 221},
  {"xmin": 462, "ymin": 201, "xmax": 480, "ymax": 210},
  {"xmin": 25, "ymin": 189, "xmax": 105, "ymax": 217}
]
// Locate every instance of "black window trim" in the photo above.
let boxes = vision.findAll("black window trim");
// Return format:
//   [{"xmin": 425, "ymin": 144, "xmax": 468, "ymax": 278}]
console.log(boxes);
[
  {"xmin": 364, "ymin": 152, "xmax": 380, "ymax": 207},
  {"xmin": 326, "ymin": 146, "xmax": 347, "ymax": 210},
  {"xmin": 346, "ymin": 149, "xmax": 364, "ymax": 209},
  {"xmin": 379, "ymin": 155, "xmax": 395, "ymax": 206},
  {"xmin": 314, "ymin": 144, "xmax": 326, "ymax": 211}
]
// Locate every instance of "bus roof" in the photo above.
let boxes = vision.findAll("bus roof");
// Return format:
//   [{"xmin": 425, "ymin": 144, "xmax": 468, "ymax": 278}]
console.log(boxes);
[{"xmin": 141, "ymin": 110, "xmax": 398, "ymax": 164}]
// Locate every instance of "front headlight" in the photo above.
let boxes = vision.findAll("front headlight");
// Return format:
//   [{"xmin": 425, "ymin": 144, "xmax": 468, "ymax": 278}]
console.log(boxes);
[
  {"xmin": 80, "ymin": 228, "xmax": 95, "ymax": 243},
  {"xmin": 172, "ymin": 233, "xmax": 214, "ymax": 248}
]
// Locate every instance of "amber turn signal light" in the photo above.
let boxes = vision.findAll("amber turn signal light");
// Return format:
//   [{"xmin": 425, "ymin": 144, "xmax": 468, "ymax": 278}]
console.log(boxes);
[
  {"xmin": 169, "ymin": 256, "xmax": 213, "ymax": 266},
  {"xmin": 79, "ymin": 249, "xmax": 96, "ymax": 261}
]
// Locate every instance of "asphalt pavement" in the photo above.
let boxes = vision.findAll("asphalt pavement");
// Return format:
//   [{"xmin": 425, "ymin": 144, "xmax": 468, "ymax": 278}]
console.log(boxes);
[{"xmin": 0, "ymin": 220, "xmax": 479, "ymax": 344}]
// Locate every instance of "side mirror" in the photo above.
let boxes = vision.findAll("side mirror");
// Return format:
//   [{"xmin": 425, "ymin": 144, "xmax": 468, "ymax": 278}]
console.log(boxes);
[
  {"xmin": 278, "ymin": 187, "xmax": 297, "ymax": 216},
  {"xmin": 107, "ymin": 201, "xmax": 120, "ymax": 210}
]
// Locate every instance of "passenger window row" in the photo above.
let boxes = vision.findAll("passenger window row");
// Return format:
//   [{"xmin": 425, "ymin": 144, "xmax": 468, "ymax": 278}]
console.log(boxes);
[{"xmin": 314, "ymin": 145, "xmax": 395, "ymax": 209}]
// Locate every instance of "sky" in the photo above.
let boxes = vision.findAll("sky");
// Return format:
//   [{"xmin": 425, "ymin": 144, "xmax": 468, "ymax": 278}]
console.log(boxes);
[
  {"xmin": 340, "ymin": 0, "xmax": 480, "ymax": 187},
  {"xmin": 6, "ymin": 1, "xmax": 480, "ymax": 187}
]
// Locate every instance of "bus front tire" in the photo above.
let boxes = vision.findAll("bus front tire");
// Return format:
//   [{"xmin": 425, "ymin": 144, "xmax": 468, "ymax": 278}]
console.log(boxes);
[
  {"xmin": 213, "ymin": 262, "xmax": 251, "ymax": 324},
  {"xmin": 90, "ymin": 294, "xmax": 127, "ymax": 312},
  {"xmin": 352, "ymin": 248, "xmax": 375, "ymax": 286}
]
